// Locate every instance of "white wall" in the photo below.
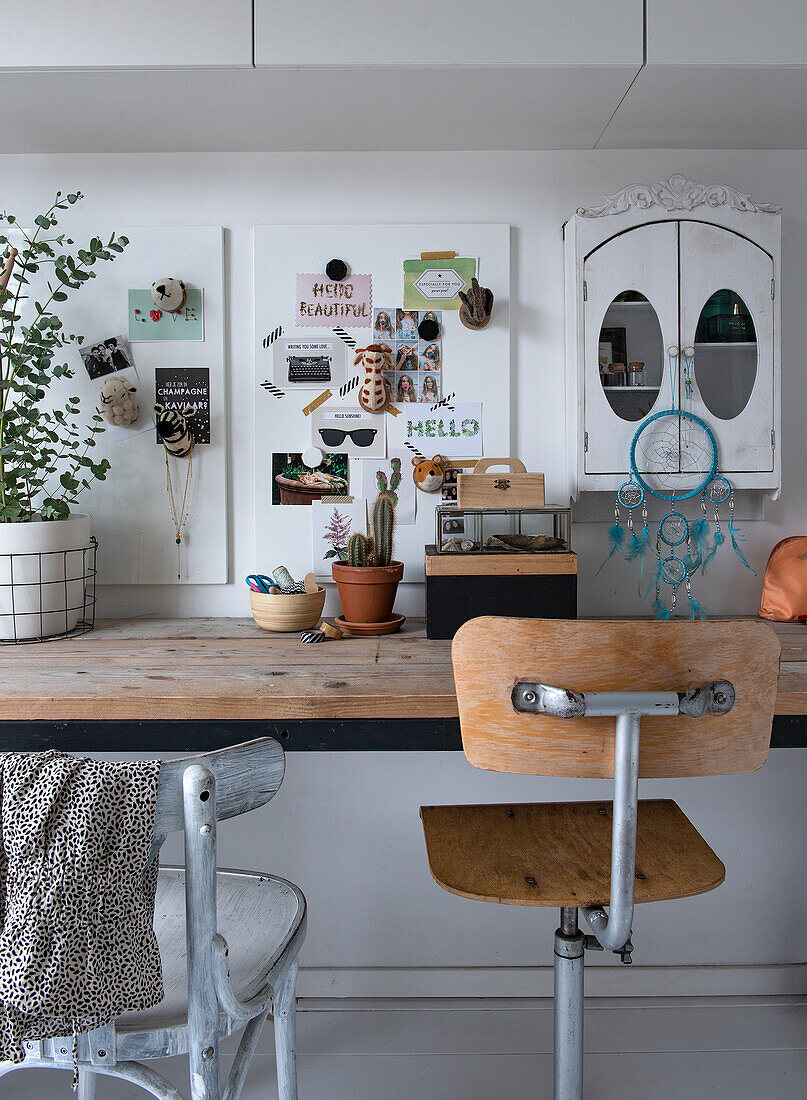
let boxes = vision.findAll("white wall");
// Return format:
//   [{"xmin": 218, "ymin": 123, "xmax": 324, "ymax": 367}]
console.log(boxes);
[
  {"xmin": 0, "ymin": 149, "xmax": 798, "ymax": 619},
  {"xmin": 4, "ymin": 150, "xmax": 806, "ymax": 997}
]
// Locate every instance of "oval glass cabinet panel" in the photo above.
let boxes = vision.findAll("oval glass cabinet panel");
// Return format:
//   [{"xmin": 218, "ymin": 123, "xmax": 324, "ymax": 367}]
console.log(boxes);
[
  {"xmin": 598, "ymin": 291, "xmax": 664, "ymax": 422},
  {"xmin": 693, "ymin": 289, "xmax": 758, "ymax": 420}
]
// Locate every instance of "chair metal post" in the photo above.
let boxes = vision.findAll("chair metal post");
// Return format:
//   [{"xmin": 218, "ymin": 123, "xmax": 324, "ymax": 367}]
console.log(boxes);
[
  {"xmin": 581, "ymin": 709, "xmax": 641, "ymax": 952},
  {"xmin": 183, "ymin": 764, "xmax": 221, "ymax": 1100},
  {"xmin": 554, "ymin": 907, "xmax": 584, "ymax": 1100}
]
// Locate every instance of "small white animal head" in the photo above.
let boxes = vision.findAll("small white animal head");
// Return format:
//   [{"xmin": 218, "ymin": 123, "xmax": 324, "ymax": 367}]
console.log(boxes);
[
  {"xmin": 98, "ymin": 375, "xmax": 138, "ymax": 427},
  {"xmin": 150, "ymin": 277, "xmax": 186, "ymax": 312}
]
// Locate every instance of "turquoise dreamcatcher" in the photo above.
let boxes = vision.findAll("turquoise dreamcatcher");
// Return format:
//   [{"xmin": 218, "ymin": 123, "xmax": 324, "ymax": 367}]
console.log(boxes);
[{"xmin": 599, "ymin": 347, "xmax": 755, "ymax": 619}]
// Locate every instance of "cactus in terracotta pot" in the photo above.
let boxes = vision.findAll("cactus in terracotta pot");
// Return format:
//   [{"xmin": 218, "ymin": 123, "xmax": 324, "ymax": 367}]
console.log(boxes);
[
  {"xmin": 332, "ymin": 490, "xmax": 403, "ymax": 631},
  {"xmin": 347, "ymin": 532, "xmax": 372, "ymax": 567},
  {"xmin": 372, "ymin": 494, "xmax": 395, "ymax": 567}
]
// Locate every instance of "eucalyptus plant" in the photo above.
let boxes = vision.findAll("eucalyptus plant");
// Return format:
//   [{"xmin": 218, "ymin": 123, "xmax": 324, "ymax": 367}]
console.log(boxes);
[{"xmin": 0, "ymin": 192, "xmax": 128, "ymax": 521}]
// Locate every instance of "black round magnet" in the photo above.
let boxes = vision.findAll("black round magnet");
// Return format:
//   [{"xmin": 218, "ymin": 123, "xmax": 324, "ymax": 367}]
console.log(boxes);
[
  {"xmin": 326, "ymin": 259, "xmax": 348, "ymax": 281},
  {"xmin": 418, "ymin": 317, "xmax": 440, "ymax": 341}
]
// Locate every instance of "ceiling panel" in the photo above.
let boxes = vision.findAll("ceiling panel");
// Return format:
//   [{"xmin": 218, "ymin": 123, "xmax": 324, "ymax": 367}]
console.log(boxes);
[
  {"xmin": 598, "ymin": 66, "xmax": 807, "ymax": 149},
  {"xmin": 0, "ymin": 66, "xmax": 640, "ymax": 153},
  {"xmin": 255, "ymin": 0, "xmax": 644, "ymax": 67},
  {"xmin": 647, "ymin": 0, "xmax": 807, "ymax": 66}
]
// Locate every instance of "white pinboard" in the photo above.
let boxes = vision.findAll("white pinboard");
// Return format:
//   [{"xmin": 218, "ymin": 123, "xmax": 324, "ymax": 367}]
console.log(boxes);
[
  {"xmin": 253, "ymin": 224, "xmax": 510, "ymax": 582},
  {"xmin": 46, "ymin": 225, "xmax": 226, "ymax": 584}
]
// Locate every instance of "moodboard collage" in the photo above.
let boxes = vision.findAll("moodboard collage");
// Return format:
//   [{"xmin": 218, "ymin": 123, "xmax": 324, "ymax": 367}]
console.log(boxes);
[{"xmin": 252, "ymin": 234, "xmax": 514, "ymax": 617}]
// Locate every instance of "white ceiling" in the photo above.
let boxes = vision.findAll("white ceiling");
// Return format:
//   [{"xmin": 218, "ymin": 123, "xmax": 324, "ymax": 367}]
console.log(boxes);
[
  {"xmin": 597, "ymin": 67, "xmax": 807, "ymax": 150},
  {"xmin": 0, "ymin": 67, "xmax": 643, "ymax": 153},
  {"xmin": 2, "ymin": 64, "xmax": 807, "ymax": 153}
]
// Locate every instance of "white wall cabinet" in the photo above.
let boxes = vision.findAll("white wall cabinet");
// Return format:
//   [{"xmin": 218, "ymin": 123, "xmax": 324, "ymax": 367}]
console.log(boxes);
[
  {"xmin": 254, "ymin": 0, "xmax": 644, "ymax": 67},
  {"xmin": 1, "ymin": 1, "xmax": 253, "ymax": 69},
  {"xmin": 565, "ymin": 174, "xmax": 781, "ymax": 498}
]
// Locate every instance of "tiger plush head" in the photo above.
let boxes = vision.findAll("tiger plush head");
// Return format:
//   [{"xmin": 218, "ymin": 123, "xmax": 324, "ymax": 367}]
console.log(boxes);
[{"xmin": 412, "ymin": 454, "xmax": 446, "ymax": 493}]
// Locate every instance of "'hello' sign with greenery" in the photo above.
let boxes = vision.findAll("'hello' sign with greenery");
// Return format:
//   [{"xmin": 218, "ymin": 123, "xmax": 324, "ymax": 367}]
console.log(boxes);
[{"xmin": 405, "ymin": 403, "xmax": 482, "ymax": 457}]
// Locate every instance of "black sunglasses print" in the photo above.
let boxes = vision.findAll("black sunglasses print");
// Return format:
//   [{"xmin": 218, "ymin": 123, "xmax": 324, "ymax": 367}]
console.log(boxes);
[{"xmin": 319, "ymin": 428, "xmax": 378, "ymax": 448}]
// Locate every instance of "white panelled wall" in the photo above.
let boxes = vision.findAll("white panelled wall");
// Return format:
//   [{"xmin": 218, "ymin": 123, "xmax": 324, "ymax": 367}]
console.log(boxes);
[{"xmin": 2, "ymin": 149, "xmax": 805, "ymax": 997}]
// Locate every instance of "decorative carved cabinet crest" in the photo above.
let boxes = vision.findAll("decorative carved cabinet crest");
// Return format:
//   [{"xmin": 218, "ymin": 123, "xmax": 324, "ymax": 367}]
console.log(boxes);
[{"xmin": 577, "ymin": 173, "xmax": 781, "ymax": 219}]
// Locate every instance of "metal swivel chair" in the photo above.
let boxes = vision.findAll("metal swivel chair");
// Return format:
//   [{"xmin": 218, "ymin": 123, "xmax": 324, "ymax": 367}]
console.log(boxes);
[{"xmin": 420, "ymin": 617, "xmax": 780, "ymax": 1099}]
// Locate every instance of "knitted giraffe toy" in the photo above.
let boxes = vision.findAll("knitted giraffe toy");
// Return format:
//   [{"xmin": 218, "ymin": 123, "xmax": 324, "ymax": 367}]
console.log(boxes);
[{"xmin": 354, "ymin": 345, "xmax": 394, "ymax": 413}]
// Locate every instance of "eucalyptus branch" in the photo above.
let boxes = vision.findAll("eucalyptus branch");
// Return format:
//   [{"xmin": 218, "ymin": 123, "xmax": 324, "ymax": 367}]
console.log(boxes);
[{"xmin": 0, "ymin": 192, "xmax": 127, "ymax": 521}]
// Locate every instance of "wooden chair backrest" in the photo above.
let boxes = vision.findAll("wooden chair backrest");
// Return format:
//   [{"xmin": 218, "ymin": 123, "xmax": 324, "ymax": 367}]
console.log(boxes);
[
  {"xmin": 452, "ymin": 618, "xmax": 781, "ymax": 778},
  {"xmin": 154, "ymin": 737, "xmax": 285, "ymax": 835}
]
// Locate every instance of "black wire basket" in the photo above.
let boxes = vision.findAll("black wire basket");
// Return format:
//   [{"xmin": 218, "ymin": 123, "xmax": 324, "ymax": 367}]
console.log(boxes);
[{"xmin": 0, "ymin": 537, "xmax": 97, "ymax": 644}]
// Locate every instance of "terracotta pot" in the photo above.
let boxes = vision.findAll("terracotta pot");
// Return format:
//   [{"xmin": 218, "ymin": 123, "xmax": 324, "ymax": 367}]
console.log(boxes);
[
  {"xmin": 275, "ymin": 475, "xmax": 342, "ymax": 505},
  {"xmin": 332, "ymin": 561, "xmax": 404, "ymax": 624}
]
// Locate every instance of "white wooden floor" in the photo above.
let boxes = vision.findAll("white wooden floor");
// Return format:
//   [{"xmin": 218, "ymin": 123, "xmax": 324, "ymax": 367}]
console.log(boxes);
[{"xmin": 4, "ymin": 996, "xmax": 806, "ymax": 1098}]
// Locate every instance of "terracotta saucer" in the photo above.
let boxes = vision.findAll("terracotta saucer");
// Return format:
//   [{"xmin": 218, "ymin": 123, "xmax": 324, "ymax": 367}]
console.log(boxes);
[{"xmin": 335, "ymin": 613, "xmax": 406, "ymax": 637}]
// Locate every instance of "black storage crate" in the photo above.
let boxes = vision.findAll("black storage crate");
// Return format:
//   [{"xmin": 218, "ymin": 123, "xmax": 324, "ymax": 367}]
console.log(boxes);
[{"xmin": 425, "ymin": 546, "xmax": 577, "ymax": 639}]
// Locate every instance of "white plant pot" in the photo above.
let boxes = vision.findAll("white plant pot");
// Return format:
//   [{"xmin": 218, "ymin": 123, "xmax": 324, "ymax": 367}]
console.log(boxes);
[{"xmin": 0, "ymin": 514, "xmax": 92, "ymax": 641}]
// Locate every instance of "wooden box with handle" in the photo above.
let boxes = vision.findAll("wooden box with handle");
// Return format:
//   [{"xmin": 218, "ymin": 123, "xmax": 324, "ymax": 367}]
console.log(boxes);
[{"xmin": 457, "ymin": 458, "xmax": 545, "ymax": 509}]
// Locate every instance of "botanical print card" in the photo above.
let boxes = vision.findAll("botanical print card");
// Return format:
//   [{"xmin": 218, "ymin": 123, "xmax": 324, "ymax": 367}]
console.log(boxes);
[
  {"xmin": 359, "ymin": 449, "xmax": 416, "ymax": 525},
  {"xmin": 154, "ymin": 367, "xmax": 211, "ymax": 445},
  {"xmin": 311, "ymin": 404, "xmax": 386, "ymax": 458},
  {"xmin": 129, "ymin": 288, "xmax": 204, "ymax": 341},
  {"xmin": 402, "ymin": 257, "xmax": 477, "ymax": 309},
  {"xmin": 311, "ymin": 500, "xmax": 367, "ymax": 579},
  {"xmin": 295, "ymin": 273, "xmax": 372, "ymax": 327},
  {"xmin": 404, "ymin": 401, "xmax": 482, "ymax": 458}
]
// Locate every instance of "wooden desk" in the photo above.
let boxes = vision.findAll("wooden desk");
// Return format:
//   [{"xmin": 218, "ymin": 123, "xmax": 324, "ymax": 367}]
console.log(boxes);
[{"xmin": 0, "ymin": 617, "xmax": 805, "ymax": 751}]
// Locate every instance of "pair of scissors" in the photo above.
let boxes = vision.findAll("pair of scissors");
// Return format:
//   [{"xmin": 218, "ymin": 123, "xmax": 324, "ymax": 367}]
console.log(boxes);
[{"xmin": 245, "ymin": 573, "xmax": 275, "ymax": 593}]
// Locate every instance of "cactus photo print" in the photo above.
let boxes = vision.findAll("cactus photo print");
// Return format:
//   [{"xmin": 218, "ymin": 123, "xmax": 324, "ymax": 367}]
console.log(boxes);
[{"xmin": 360, "ymin": 449, "xmax": 416, "ymax": 525}]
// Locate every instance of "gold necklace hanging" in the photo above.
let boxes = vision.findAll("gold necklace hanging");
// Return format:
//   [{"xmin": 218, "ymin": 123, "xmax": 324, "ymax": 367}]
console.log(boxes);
[{"xmin": 164, "ymin": 446, "xmax": 193, "ymax": 579}]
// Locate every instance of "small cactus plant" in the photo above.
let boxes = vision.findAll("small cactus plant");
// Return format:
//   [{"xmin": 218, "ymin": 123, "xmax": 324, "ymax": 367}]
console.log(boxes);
[
  {"xmin": 347, "ymin": 532, "xmax": 372, "ymax": 567},
  {"xmin": 376, "ymin": 457, "xmax": 402, "ymax": 507},
  {"xmin": 372, "ymin": 493, "xmax": 395, "ymax": 567}
]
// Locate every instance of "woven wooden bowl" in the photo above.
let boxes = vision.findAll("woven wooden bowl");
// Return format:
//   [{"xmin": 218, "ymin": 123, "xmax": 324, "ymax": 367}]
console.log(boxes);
[{"xmin": 249, "ymin": 586, "xmax": 326, "ymax": 632}]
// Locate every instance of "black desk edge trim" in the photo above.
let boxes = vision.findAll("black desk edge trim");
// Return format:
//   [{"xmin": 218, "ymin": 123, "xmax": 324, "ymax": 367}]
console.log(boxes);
[{"xmin": 0, "ymin": 716, "xmax": 802, "ymax": 752}]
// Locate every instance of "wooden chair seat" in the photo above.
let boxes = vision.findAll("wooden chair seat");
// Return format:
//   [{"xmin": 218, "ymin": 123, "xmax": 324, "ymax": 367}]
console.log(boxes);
[
  {"xmin": 115, "ymin": 867, "xmax": 305, "ymax": 1051},
  {"xmin": 420, "ymin": 799, "xmax": 725, "ymax": 908}
]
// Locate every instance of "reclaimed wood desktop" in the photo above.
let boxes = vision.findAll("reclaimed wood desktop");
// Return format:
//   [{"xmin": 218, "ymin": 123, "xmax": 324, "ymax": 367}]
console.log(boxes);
[{"xmin": 0, "ymin": 617, "xmax": 805, "ymax": 751}]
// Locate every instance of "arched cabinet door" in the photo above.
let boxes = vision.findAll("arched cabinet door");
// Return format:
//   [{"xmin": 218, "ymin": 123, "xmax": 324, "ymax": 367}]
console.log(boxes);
[
  {"xmin": 583, "ymin": 222, "xmax": 678, "ymax": 474},
  {"xmin": 680, "ymin": 221, "xmax": 774, "ymax": 473}
]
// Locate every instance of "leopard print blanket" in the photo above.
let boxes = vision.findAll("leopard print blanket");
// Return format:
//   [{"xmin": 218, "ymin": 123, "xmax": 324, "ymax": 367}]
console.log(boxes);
[{"xmin": 0, "ymin": 751, "xmax": 164, "ymax": 1064}]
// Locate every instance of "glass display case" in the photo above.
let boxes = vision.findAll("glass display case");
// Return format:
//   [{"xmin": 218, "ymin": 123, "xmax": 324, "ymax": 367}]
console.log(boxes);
[{"xmin": 433, "ymin": 505, "xmax": 571, "ymax": 554}]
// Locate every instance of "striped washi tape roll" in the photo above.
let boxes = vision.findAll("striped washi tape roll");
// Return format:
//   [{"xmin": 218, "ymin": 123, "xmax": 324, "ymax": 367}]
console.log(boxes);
[
  {"xmin": 260, "ymin": 380, "xmax": 285, "ymax": 399},
  {"xmin": 275, "ymin": 581, "xmax": 306, "ymax": 595},
  {"xmin": 262, "ymin": 325, "xmax": 283, "ymax": 348},
  {"xmin": 300, "ymin": 631, "xmax": 326, "ymax": 643},
  {"xmin": 332, "ymin": 327, "xmax": 357, "ymax": 348},
  {"xmin": 338, "ymin": 374, "xmax": 360, "ymax": 398}
]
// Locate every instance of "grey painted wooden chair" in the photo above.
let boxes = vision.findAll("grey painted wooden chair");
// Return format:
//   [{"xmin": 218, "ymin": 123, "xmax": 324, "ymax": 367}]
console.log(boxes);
[{"xmin": 0, "ymin": 737, "xmax": 306, "ymax": 1100}]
